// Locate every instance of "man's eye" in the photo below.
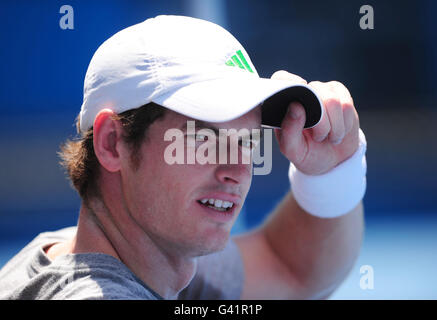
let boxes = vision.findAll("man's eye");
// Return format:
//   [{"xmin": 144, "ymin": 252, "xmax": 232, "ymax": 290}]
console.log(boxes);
[
  {"xmin": 196, "ymin": 134, "xmax": 207, "ymax": 142},
  {"xmin": 240, "ymin": 139, "xmax": 254, "ymax": 149},
  {"xmin": 186, "ymin": 134, "xmax": 206, "ymax": 141}
]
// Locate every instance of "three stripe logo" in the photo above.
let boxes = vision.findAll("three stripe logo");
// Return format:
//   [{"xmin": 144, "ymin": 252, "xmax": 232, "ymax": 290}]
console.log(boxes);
[{"xmin": 225, "ymin": 50, "xmax": 254, "ymax": 73}]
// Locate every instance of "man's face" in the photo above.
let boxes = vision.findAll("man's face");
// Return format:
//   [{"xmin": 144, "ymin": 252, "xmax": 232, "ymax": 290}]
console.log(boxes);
[{"xmin": 119, "ymin": 107, "xmax": 262, "ymax": 257}]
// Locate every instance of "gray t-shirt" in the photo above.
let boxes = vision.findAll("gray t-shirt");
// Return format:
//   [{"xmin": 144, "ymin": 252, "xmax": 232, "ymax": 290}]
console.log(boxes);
[{"xmin": 0, "ymin": 227, "xmax": 244, "ymax": 300}]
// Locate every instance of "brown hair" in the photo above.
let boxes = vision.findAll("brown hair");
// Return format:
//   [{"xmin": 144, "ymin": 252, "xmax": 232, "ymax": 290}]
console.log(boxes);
[{"xmin": 58, "ymin": 102, "xmax": 166, "ymax": 204}]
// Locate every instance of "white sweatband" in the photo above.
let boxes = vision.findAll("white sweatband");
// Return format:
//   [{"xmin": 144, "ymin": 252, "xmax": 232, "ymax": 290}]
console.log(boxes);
[{"xmin": 289, "ymin": 129, "xmax": 367, "ymax": 218}]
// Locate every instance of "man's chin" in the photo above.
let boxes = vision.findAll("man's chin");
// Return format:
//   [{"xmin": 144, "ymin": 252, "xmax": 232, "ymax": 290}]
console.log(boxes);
[{"xmin": 191, "ymin": 230, "xmax": 230, "ymax": 257}]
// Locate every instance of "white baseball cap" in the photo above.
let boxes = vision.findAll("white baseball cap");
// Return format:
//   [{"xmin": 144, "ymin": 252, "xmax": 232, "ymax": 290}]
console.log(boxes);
[{"xmin": 79, "ymin": 15, "xmax": 323, "ymax": 133}]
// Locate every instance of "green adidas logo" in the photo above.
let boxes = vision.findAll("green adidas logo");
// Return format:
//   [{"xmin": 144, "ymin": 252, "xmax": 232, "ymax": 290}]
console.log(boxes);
[{"xmin": 225, "ymin": 50, "xmax": 254, "ymax": 73}]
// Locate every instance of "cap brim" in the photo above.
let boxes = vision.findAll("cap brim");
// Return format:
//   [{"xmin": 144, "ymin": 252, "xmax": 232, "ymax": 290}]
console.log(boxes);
[{"xmin": 153, "ymin": 76, "xmax": 323, "ymax": 129}]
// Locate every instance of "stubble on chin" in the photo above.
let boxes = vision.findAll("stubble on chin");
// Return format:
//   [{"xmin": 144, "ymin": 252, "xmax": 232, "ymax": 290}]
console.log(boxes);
[{"xmin": 186, "ymin": 229, "xmax": 231, "ymax": 258}]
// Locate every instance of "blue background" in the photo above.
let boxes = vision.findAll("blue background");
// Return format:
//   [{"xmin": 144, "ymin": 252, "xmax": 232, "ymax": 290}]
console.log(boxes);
[{"xmin": 1, "ymin": 0, "xmax": 436, "ymax": 299}]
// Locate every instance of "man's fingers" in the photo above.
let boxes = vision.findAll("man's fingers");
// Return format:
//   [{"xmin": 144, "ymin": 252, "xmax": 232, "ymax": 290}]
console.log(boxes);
[
  {"xmin": 343, "ymin": 102, "xmax": 356, "ymax": 135},
  {"xmin": 311, "ymin": 108, "xmax": 331, "ymax": 142},
  {"xmin": 325, "ymin": 97, "xmax": 345, "ymax": 144},
  {"xmin": 308, "ymin": 81, "xmax": 331, "ymax": 142},
  {"xmin": 328, "ymin": 81, "xmax": 358, "ymax": 136},
  {"xmin": 271, "ymin": 70, "xmax": 307, "ymax": 84},
  {"xmin": 309, "ymin": 81, "xmax": 360, "ymax": 144}
]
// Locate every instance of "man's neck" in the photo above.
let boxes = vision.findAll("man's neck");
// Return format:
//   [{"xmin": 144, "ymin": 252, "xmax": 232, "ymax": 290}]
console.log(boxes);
[{"xmin": 53, "ymin": 201, "xmax": 197, "ymax": 299}]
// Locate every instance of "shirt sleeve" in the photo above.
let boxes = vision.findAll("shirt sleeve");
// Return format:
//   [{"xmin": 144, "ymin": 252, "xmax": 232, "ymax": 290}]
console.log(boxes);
[{"xmin": 177, "ymin": 238, "xmax": 244, "ymax": 300}]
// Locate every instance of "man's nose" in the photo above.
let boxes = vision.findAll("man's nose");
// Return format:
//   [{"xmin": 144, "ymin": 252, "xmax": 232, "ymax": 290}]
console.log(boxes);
[{"xmin": 214, "ymin": 162, "xmax": 252, "ymax": 185}]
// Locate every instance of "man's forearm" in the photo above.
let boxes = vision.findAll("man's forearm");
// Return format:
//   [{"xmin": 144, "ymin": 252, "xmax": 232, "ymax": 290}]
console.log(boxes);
[{"xmin": 262, "ymin": 191, "xmax": 364, "ymax": 299}]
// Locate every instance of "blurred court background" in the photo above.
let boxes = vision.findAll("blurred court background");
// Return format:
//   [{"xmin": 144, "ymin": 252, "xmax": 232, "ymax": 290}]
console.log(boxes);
[{"xmin": 1, "ymin": 0, "xmax": 436, "ymax": 299}]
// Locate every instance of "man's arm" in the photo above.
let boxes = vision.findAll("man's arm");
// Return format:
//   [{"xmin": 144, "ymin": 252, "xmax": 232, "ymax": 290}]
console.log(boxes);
[
  {"xmin": 234, "ymin": 71, "xmax": 365, "ymax": 299},
  {"xmin": 234, "ymin": 195, "xmax": 363, "ymax": 299}
]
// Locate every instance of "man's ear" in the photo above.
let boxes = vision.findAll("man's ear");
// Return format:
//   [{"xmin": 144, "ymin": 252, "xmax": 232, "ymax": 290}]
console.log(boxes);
[{"xmin": 93, "ymin": 109, "xmax": 124, "ymax": 173}]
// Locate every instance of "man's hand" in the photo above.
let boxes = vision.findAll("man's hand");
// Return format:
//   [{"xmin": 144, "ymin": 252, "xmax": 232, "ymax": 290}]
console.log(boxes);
[
  {"xmin": 236, "ymin": 72, "xmax": 364, "ymax": 299},
  {"xmin": 272, "ymin": 70, "xmax": 360, "ymax": 175}
]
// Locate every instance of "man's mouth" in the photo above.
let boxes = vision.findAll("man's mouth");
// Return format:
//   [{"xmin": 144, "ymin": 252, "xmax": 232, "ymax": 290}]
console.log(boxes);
[{"xmin": 197, "ymin": 198, "xmax": 235, "ymax": 212}]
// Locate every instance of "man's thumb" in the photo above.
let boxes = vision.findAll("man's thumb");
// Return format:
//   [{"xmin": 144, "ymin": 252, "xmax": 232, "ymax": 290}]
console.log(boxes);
[{"xmin": 279, "ymin": 102, "xmax": 307, "ymax": 164}]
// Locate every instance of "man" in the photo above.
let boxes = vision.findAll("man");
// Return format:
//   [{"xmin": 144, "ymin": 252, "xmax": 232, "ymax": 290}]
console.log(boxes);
[{"xmin": 0, "ymin": 15, "xmax": 366, "ymax": 299}]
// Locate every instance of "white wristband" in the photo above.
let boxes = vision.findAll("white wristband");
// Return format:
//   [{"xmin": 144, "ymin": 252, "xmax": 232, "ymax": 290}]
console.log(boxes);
[{"xmin": 289, "ymin": 129, "xmax": 367, "ymax": 218}]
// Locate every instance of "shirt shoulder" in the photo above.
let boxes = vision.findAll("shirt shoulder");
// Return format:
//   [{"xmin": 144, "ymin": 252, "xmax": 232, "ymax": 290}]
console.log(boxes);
[
  {"xmin": 0, "ymin": 227, "xmax": 161, "ymax": 300},
  {"xmin": 49, "ymin": 259, "xmax": 159, "ymax": 300}
]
